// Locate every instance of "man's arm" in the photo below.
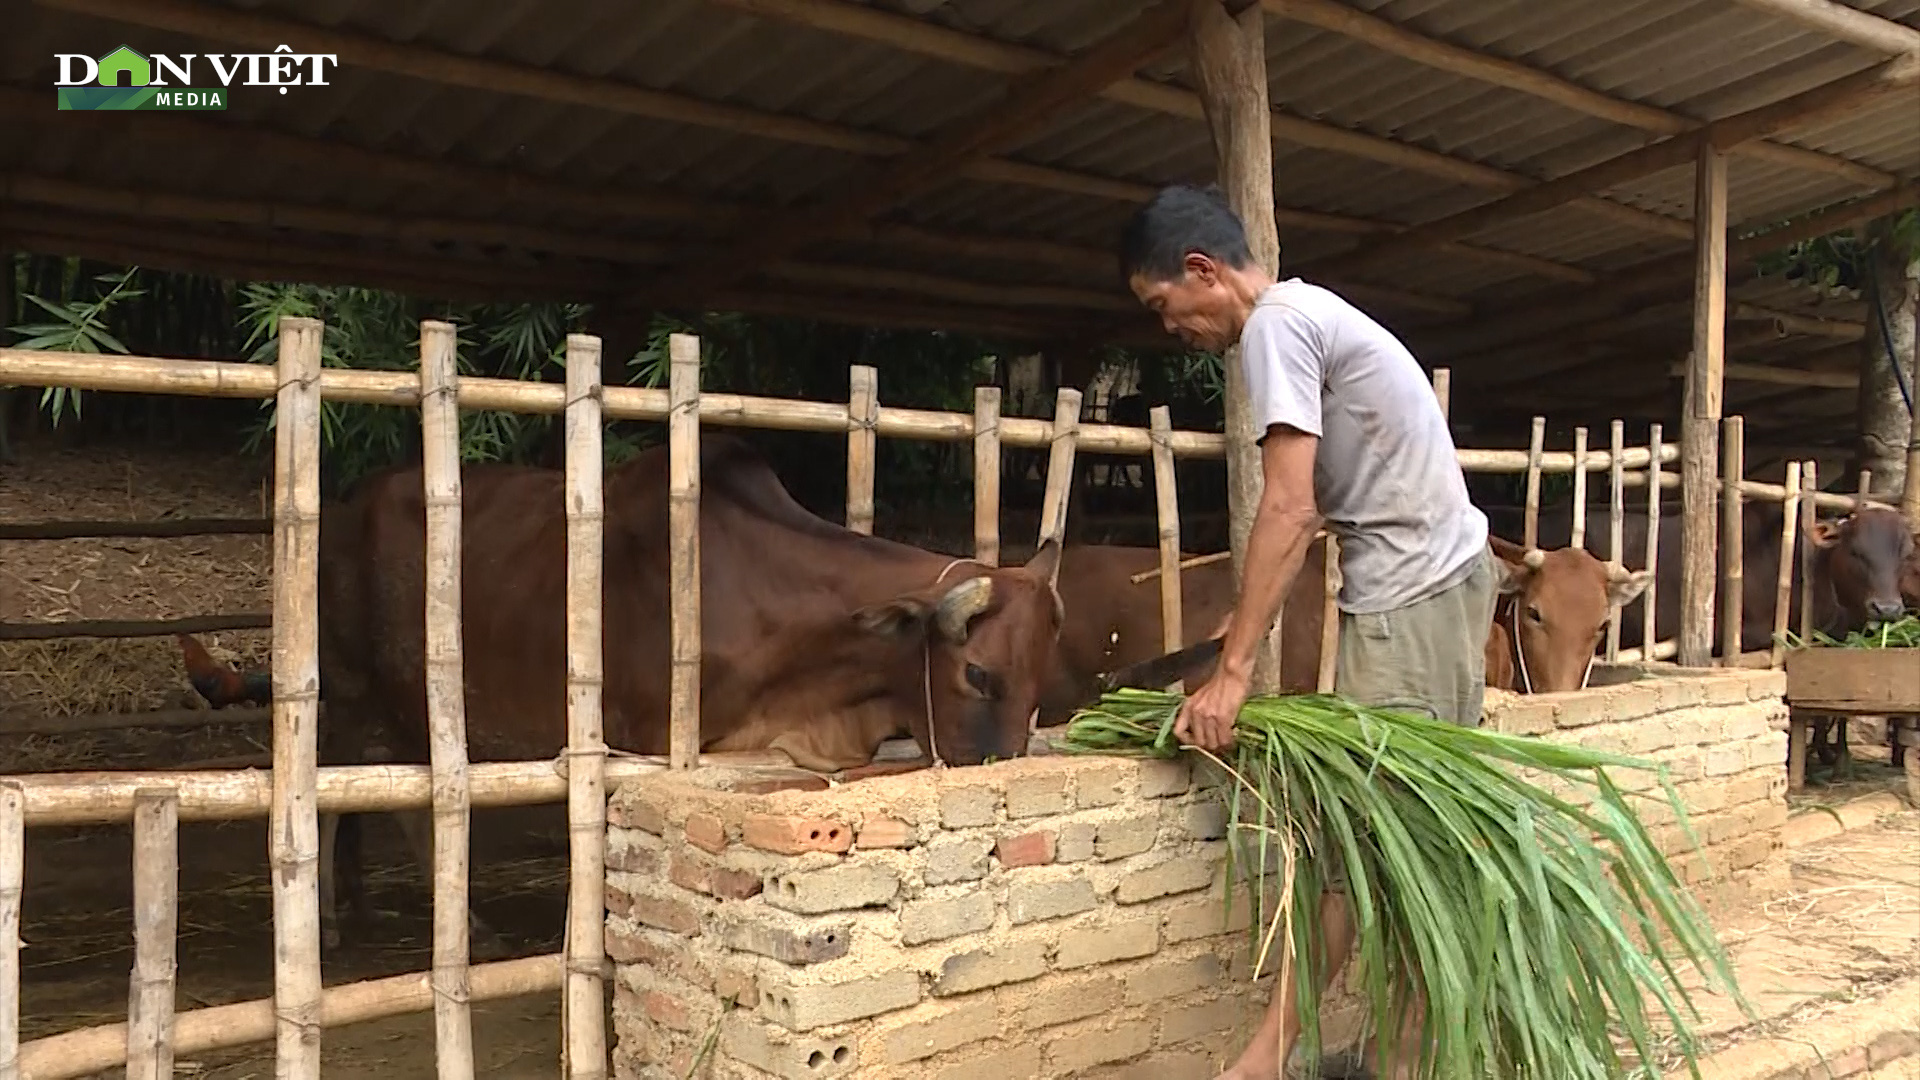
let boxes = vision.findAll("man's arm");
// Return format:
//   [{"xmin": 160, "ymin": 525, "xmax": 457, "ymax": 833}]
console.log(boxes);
[{"xmin": 1217, "ymin": 426, "xmax": 1322, "ymax": 683}]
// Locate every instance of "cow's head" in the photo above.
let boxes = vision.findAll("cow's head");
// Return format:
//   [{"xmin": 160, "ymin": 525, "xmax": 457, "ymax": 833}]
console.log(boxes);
[
  {"xmin": 850, "ymin": 540, "xmax": 1066, "ymax": 766},
  {"xmin": 1489, "ymin": 537, "xmax": 1651, "ymax": 692},
  {"xmin": 1810, "ymin": 506, "xmax": 1915, "ymax": 628}
]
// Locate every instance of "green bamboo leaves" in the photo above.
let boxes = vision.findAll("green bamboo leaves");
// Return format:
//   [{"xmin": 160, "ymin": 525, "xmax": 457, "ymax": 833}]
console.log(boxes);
[{"xmin": 1061, "ymin": 690, "xmax": 1752, "ymax": 1079}]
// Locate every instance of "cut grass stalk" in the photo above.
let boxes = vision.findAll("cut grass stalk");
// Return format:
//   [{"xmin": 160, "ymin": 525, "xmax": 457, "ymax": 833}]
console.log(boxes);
[{"xmin": 1061, "ymin": 689, "xmax": 1754, "ymax": 1080}]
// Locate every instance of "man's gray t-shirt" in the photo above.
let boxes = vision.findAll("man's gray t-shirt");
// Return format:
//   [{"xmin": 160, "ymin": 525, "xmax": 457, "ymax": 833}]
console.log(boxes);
[{"xmin": 1240, "ymin": 279, "xmax": 1487, "ymax": 615}]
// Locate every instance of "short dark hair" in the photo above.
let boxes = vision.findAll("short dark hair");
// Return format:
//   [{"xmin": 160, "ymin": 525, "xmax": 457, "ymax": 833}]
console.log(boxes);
[{"xmin": 1117, "ymin": 183, "xmax": 1255, "ymax": 284}]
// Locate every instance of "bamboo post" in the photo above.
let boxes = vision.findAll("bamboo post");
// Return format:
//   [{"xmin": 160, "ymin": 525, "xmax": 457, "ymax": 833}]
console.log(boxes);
[
  {"xmin": 1431, "ymin": 367, "xmax": 1450, "ymax": 420},
  {"xmin": 418, "ymin": 321, "xmax": 475, "ymax": 1079},
  {"xmin": 973, "ymin": 386, "xmax": 1001, "ymax": 566},
  {"xmin": 1719, "ymin": 416, "xmax": 1744, "ymax": 664},
  {"xmin": 1523, "ymin": 416, "xmax": 1545, "ymax": 548},
  {"xmin": 1, "ymin": 780, "xmax": 22, "ymax": 1080},
  {"xmin": 269, "ymin": 315, "xmax": 324, "ymax": 1079},
  {"xmin": 1571, "ymin": 426, "xmax": 1588, "ymax": 549},
  {"xmin": 1037, "ymin": 388, "xmax": 1083, "ymax": 553},
  {"xmin": 667, "ymin": 335, "xmax": 701, "ymax": 769},
  {"xmin": 1149, "ymin": 406, "xmax": 1182, "ymax": 657},
  {"xmin": 1607, "ymin": 420, "xmax": 1626, "ymax": 662},
  {"xmin": 1799, "ymin": 460, "xmax": 1818, "ymax": 640},
  {"xmin": 1642, "ymin": 422, "xmax": 1664, "ymax": 657},
  {"xmin": 1317, "ymin": 535, "xmax": 1340, "ymax": 693},
  {"xmin": 846, "ymin": 365, "xmax": 877, "ymax": 534},
  {"xmin": 126, "ymin": 789, "xmax": 178, "ymax": 1080},
  {"xmin": 1679, "ymin": 143, "xmax": 1730, "ymax": 669},
  {"xmin": 561, "ymin": 333, "xmax": 608, "ymax": 1080},
  {"xmin": 1771, "ymin": 461, "xmax": 1801, "ymax": 668},
  {"xmin": 1856, "ymin": 469, "xmax": 1872, "ymax": 509}
]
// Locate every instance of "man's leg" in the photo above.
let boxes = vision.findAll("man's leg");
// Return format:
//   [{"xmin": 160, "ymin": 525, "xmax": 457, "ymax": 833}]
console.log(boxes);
[{"xmin": 1219, "ymin": 891, "xmax": 1356, "ymax": 1080}]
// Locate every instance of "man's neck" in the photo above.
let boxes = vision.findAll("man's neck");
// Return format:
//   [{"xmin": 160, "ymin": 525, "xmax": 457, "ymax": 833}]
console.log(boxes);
[{"xmin": 1224, "ymin": 264, "xmax": 1281, "ymax": 343}]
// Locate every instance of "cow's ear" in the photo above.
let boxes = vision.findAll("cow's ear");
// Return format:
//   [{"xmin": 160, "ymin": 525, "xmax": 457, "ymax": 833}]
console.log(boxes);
[
  {"xmin": 1605, "ymin": 566, "xmax": 1653, "ymax": 609},
  {"xmin": 851, "ymin": 597, "xmax": 933, "ymax": 639},
  {"xmin": 1022, "ymin": 537, "xmax": 1063, "ymax": 584},
  {"xmin": 1808, "ymin": 520, "xmax": 1841, "ymax": 548}
]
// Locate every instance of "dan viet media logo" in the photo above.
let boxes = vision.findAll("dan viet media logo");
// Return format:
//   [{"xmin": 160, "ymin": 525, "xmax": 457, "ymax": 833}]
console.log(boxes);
[{"xmin": 55, "ymin": 44, "xmax": 338, "ymax": 110}]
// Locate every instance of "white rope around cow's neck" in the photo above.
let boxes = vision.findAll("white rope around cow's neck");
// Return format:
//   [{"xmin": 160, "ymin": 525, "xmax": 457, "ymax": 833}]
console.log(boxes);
[{"xmin": 920, "ymin": 557, "xmax": 981, "ymax": 770}]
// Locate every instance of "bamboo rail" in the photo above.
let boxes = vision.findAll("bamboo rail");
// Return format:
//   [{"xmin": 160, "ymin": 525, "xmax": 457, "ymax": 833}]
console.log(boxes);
[
  {"xmin": 0, "ymin": 613, "xmax": 269, "ymax": 641},
  {"xmin": 0, "ymin": 517, "xmax": 269, "ymax": 540},
  {"xmin": 419, "ymin": 321, "xmax": 476, "ymax": 1078}
]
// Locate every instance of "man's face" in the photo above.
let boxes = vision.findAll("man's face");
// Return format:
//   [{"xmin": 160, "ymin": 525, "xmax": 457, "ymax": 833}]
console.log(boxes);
[{"xmin": 1128, "ymin": 253, "xmax": 1242, "ymax": 353}]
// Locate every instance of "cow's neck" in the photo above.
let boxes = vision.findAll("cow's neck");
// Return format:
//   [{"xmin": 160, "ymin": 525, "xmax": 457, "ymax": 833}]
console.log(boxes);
[{"xmin": 1805, "ymin": 545, "xmax": 1852, "ymax": 637}]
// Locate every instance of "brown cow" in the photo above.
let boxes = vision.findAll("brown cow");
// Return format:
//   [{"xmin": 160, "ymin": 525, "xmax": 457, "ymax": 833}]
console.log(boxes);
[
  {"xmin": 1040, "ymin": 537, "xmax": 1650, "ymax": 723},
  {"xmin": 217, "ymin": 435, "xmax": 1068, "ymax": 948}
]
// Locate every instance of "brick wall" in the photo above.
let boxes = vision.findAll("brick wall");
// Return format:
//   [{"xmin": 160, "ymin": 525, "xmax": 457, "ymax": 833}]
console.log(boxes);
[
  {"xmin": 1484, "ymin": 664, "xmax": 1791, "ymax": 887},
  {"xmin": 606, "ymin": 755, "xmax": 1285, "ymax": 1079},
  {"xmin": 606, "ymin": 666, "xmax": 1793, "ymax": 1078}
]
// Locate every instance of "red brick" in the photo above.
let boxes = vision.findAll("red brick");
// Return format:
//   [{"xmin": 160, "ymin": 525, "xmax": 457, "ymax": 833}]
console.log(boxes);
[
  {"xmin": 742, "ymin": 813, "xmax": 854, "ymax": 855},
  {"xmin": 716, "ymin": 966, "xmax": 760, "ymax": 1009},
  {"xmin": 996, "ymin": 830, "xmax": 1055, "ymax": 868},
  {"xmin": 605, "ymin": 884, "xmax": 634, "ymax": 919},
  {"xmin": 684, "ymin": 812, "xmax": 728, "ymax": 854},
  {"xmin": 669, "ymin": 853, "xmax": 712, "ymax": 894},
  {"xmin": 859, "ymin": 817, "xmax": 916, "ymax": 849},
  {"xmin": 710, "ymin": 865, "xmax": 764, "ymax": 900},
  {"xmin": 605, "ymin": 842, "xmax": 658, "ymax": 874},
  {"xmin": 608, "ymin": 799, "xmax": 664, "ymax": 834},
  {"xmin": 1869, "ymin": 1029, "xmax": 1920, "ymax": 1064},
  {"xmin": 631, "ymin": 893, "xmax": 702, "ymax": 936},
  {"xmin": 644, "ymin": 989, "xmax": 694, "ymax": 1031},
  {"xmin": 1821, "ymin": 1046, "xmax": 1871, "ymax": 1076}
]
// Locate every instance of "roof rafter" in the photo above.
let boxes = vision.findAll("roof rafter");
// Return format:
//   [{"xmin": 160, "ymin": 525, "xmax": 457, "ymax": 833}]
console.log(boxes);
[
  {"xmin": 1313, "ymin": 56, "xmax": 1920, "ymax": 279},
  {"xmin": 657, "ymin": 0, "xmax": 1199, "ymax": 303},
  {"xmin": 699, "ymin": 0, "xmax": 1693, "ymax": 242},
  {"xmin": 1260, "ymin": 0, "xmax": 1900, "ymax": 190},
  {"xmin": 1725, "ymin": 0, "xmax": 1920, "ymax": 55}
]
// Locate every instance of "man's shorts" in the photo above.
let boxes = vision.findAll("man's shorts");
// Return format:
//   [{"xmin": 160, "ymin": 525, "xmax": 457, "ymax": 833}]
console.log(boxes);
[{"xmin": 1318, "ymin": 544, "xmax": 1499, "ymax": 893}]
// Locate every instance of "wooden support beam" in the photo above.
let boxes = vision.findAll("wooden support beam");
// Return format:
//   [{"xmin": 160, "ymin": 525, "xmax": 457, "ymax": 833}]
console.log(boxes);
[
  {"xmin": 1190, "ymin": 0, "xmax": 1285, "ymax": 694},
  {"xmin": 1665, "ymin": 360, "xmax": 1858, "ymax": 389},
  {"xmin": 1731, "ymin": 303, "xmax": 1866, "ymax": 341},
  {"xmin": 1725, "ymin": 0, "xmax": 1920, "ymax": 55},
  {"xmin": 1260, "ymin": 0, "xmax": 1900, "ymax": 191},
  {"xmin": 1679, "ymin": 143, "xmax": 1729, "ymax": 669},
  {"xmin": 1312, "ymin": 56, "xmax": 1920, "ymax": 278},
  {"xmin": 667, "ymin": 0, "xmax": 1195, "ymax": 300}
]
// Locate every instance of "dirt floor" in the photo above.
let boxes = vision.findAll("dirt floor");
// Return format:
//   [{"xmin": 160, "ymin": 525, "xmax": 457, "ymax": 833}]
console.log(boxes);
[{"xmin": 6, "ymin": 442, "xmax": 1918, "ymax": 1078}]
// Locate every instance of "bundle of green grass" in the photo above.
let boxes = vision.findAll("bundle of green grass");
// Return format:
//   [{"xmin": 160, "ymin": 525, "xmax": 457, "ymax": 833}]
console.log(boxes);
[
  {"xmin": 1061, "ymin": 690, "xmax": 1753, "ymax": 1080},
  {"xmin": 1781, "ymin": 612, "xmax": 1920, "ymax": 649}
]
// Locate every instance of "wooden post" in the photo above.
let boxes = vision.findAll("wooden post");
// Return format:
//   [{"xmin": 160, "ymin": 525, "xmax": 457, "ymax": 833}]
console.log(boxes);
[
  {"xmin": 667, "ymin": 335, "xmax": 702, "ymax": 770},
  {"xmin": 1523, "ymin": 416, "xmax": 1546, "ymax": 548},
  {"xmin": 1431, "ymin": 367, "xmax": 1450, "ymax": 421},
  {"xmin": 1570, "ymin": 426, "xmax": 1589, "ymax": 549},
  {"xmin": 1037, "ymin": 388, "xmax": 1083, "ymax": 552},
  {"xmin": 1, "ymin": 781, "xmax": 24, "ymax": 1080},
  {"xmin": 1720, "ymin": 416, "xmax": 1745, "ymax": 665},
  {"xmin": 846, "ymin": 365, "xmax": 878, "ymax": 534},
  {"xmin": 1856, "ymin": 469, "xmax": 1872, "ymax": 508},
  {"xmin": 561, "ymin": 333, "xmax": 608, "ymax": 1080},
  {"xmin": 1772, "ymin": 460, "xmax": 1801, "ymax": 668},
  {"xmin": 418, "ymin": 321, "xmax": 475, "ymax": 1080},
  {"xmin": 269, "ymin": 315, "xmax": 324, "ymax": 1080},
  {"xmin": 1149, "ymin": 406, "xmax": 1182, "ymax": 657},
  {"xmin": 1799, "ymin": 460, "xmax": 1818, "ymax": 641},
  {"xmin": 1679, "ymin": 143, "xmax": 1730, "ymax": 669},
  {"xmin": 1317, "ymin": 535, "xmax": 1340, "ymax": 693},
  {"xmin": 973, "ymin": 386, "xmax": 1002, "ymax": 566},
  {"xmin": 127, "ymin": 789, "xmax": 179, "ymax": 1080},
  {"xmin": 1642, "ymin": 422, "xmax": 1664, "ymax": 658},
  {"xmin": 1190, "ymin": 0, "xmax": 1282, "ymax": 693},
  {"xmin": 1607, "ymin": 419, "xmax": 1626, "ymax": 662}
]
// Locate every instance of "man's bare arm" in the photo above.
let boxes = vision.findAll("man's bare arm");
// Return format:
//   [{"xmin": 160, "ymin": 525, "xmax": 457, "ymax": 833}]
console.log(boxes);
[{"xmin": 1218, "ymin": 425, "xmax": 1323, "ymax": 682}]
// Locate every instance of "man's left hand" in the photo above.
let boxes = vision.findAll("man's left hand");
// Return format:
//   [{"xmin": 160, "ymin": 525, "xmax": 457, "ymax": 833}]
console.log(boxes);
[{"xmin": 1175, "ymin": 667, "xmax": 1250, "ymax": 754}]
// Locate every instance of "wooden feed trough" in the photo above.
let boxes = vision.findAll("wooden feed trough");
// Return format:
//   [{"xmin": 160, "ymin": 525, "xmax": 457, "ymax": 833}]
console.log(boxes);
[{"xmin": 1782, "ymin": 646, "xmax": 1920, "ymax": 792}]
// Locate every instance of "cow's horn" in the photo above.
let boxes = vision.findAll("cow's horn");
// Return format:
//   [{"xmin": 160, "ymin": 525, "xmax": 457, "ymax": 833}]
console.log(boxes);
[
  {"xmin": 934, "ymin": 576, "xmax": 994, "ymax": 643},
  {"xmin": 1523, "ymin": 548, "xmax": 1546, "ymax": 570}
]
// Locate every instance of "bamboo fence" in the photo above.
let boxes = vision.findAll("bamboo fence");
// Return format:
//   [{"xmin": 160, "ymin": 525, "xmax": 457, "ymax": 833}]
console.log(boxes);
[{"xmin": 0, "ymin": 330, "xmax": 1861, "ymax": 1080}]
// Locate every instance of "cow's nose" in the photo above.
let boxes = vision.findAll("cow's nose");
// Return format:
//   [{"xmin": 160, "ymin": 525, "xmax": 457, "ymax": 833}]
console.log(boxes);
[{"xmin": 1867, "ymin": 598, "xmax": 1906, "ymax": 622}]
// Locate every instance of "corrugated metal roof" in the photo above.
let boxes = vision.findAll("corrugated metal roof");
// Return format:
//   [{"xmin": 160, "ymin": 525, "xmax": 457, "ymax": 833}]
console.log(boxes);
[{"xmin": 1, "ymin": 0, "xmax": 1915, "ymax": 440}]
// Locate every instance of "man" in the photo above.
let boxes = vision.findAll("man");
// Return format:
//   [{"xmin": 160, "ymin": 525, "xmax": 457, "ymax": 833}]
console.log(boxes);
[{"xmin": 1119, "ymin": 183, "xmax": 1498, "ymax": 1080}]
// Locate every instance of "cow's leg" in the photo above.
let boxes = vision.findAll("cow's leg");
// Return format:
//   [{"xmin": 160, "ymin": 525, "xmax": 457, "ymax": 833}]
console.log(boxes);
[{"xmin": 391, "ymin": 806, "xmax": 511, "ymax": 960}]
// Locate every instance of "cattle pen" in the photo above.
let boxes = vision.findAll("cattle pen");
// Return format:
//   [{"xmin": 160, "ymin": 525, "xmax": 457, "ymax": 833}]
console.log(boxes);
[{"xmin": 0, "ymin": 304, "xmax": 1886, "ymax": 1079}]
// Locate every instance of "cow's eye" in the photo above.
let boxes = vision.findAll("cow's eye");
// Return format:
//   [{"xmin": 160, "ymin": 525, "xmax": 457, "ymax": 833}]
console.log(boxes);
[
  {"xmin": 1526, "ymin": 605, "xmax": 1544, "ymax": 624},
  {"xmin": 965, "ymin": 663, "xmax": 997, "ymax": 697}
]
